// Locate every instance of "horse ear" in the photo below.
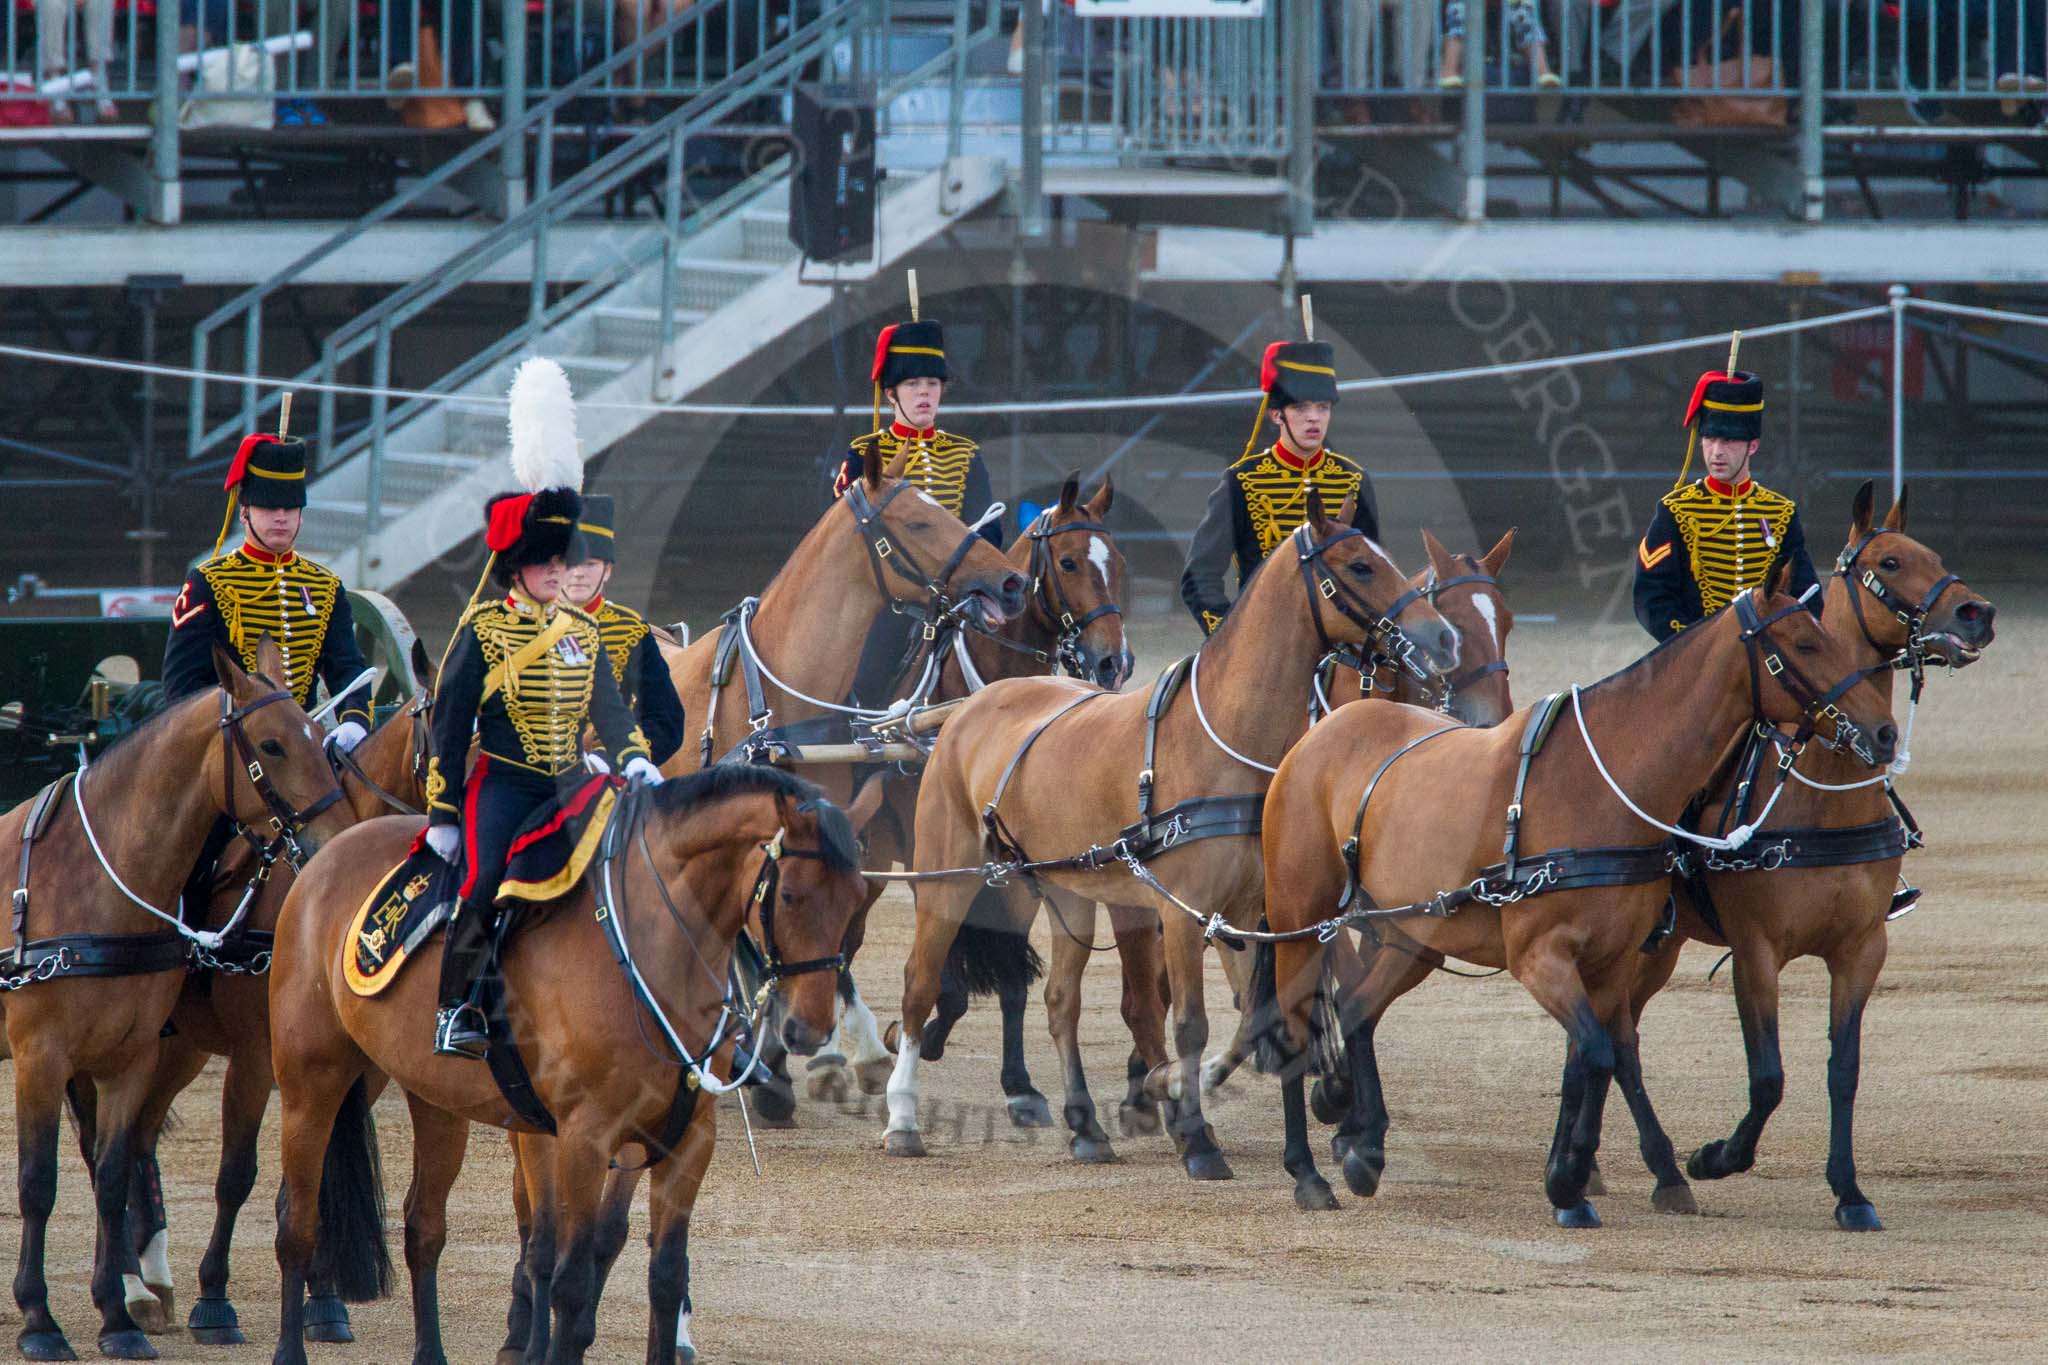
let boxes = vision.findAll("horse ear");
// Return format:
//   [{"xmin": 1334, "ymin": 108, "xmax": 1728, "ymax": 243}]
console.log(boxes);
[
  {"xmin": 210, "ymin": 642, "xmax": 244, "ymax": 692},
  {"xmin": 1480, "ymin": 527, "xmax": 1516, "ymax": 578},
  {"xmin": 1305, "ymin": 486, "xmax": 1330, "ymax": 534},
  {"xmin": 1849, "ymin": 478, "xmax": 1875, "ymax": 539},
  {"xmin": 862, "ymin": 437, "xmax": 883, "ymax": 489},
  {"xmin": 1766, "ymin": 543, "xmax": 1794, "ymax": 599},
  {"xmin": 882, "ymin": 445, "xmax": 911, "ymax": 481},
  {"xmin": 1086, "ymin": 472, "xmax": 1114, "ymax": 517},
  {"xmin": 1335, "ymin": 490, "xmax": 1358, "ymax": 531},
  {"xmin": 250, "ymin": 633, "xmax": 287, "ymax": 688},
  {"xmin": 1056, "ymin": 471, "xmax": 1081, "ymax": 515},
  {"xmin": 1883, "ymin": 484, "xmax": 1909, "ymax": 532},
  {"xmin": 411, "ymin": 637, "xmax": 436, "ymax": 691},
  {"xmin": 1420, "ymin": 528, "xmax": 1455, "ymax": 579}
]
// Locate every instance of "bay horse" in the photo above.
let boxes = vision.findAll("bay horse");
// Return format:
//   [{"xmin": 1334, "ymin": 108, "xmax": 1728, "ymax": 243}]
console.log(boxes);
[
  {"xmin": 104, "ymin": 675, "xmax": 436, "ymax": 1346},
  {"xmin": 267, "ymin": 765, "xmax": 867, "ymax": 1365},
  {"xmin": 885, "ymin": 493, "xmax": 1462, "ymax": 1178},
  {"xmin": 0, "ymin": 639, "xmax": 351, "ymax": 1362},
  {"xmin": 1256, "ymin": 553, "xmax": 1899, "ymax": 1223},
  {"xmin": 807, "ymin": 471, "xmax": 1132, "ymax": 1129},
  {"xmin": 1196, "ymin": 527, "xmax": 1518, "ymax": 1098},
  {"xmin": 1602, "ymin": 482, "xmax": 1996, "ymax": 1230}
]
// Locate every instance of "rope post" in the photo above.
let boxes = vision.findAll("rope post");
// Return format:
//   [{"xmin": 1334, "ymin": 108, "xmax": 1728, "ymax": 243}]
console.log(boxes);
[{"xmin": 1889, "ymin": 284, "xmax": 1907, "ymax": 503}]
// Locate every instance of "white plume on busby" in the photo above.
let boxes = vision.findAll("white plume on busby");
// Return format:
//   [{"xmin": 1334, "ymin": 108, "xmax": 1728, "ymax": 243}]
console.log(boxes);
[{"xmin": 507, "ymin": 357, "xmax": 583, "ymax": 494}]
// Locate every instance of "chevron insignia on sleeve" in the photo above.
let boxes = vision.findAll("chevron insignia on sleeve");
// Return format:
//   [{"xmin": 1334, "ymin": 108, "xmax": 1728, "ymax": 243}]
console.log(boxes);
[
  {"xmin": 170, "ymin": 583, "xmax": 206, "ymax": 628},
  {"xmin": 1637, "ymin": 538, "xmax": 1673, "ymax": 571}
]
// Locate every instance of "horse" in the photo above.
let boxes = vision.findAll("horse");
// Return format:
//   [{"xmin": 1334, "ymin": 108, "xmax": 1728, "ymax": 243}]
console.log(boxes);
[
  {"xmin": 804, "ymin": 470, "xmax": 1133, "ymax": 1129},
  {"xmin": 884, "ymin": 492, "xmax": 1463, "ymax": 1178},
  {"xmin": 100, "ymin": 672, "xmax": 436, "ymax": 1347},
  {"xmin": 1601, "ymin": 482, "xmax": 1996, "ymax": 1230},
  {"xmin": 1255, "ymin": 550, "xmax": 1900, "ymax": 1224},
  {"xmin": 1195, "ymin": 527, "xmax": 1518, "ymax": 1099},
  {"xmin": 0, "ymin": 638, "xmax": 352, "ymax": 1362},
  {"xmin": 267, "ymin": 764, "xmax": 867, "ymax": 1365}
]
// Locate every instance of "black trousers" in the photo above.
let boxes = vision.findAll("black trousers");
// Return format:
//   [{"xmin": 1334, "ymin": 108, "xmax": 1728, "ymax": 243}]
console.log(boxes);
[
  {"xmin": 850, "ymin": 608, "xmax": 923, "ymax": 708},
  {"xmin": 439, "ymin": 756, "xmax": 560, "ymax": 1013}
]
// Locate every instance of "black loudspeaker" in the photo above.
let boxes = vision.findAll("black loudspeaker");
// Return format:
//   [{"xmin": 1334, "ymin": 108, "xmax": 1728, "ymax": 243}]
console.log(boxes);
[{"xmin": 789, "ymin": 83, "xmax": 877, "ymax": 263}]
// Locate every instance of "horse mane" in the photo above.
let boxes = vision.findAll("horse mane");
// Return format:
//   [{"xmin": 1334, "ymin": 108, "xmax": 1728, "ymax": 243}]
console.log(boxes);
[
  {"xmin": 649, "ymin": 765, "xmax": 857, "ymax": 872},
  {"xmin": 1581, "ymin": 601, "xmax": 1720, "ymax": 697},
  {"xmin": 90, "ymin": 684, "xmax": 217, "ymax": 766}
]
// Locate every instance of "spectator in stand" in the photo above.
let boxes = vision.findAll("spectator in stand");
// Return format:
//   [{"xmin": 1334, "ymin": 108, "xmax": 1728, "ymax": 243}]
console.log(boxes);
[
  {"xmin": 1438, "ymin": 1, "xmax": 1561, "ymax": 88},
  {"xmin": 39, "ymin": 0, "xmax": 116, "ymax": 123},
  {"xmin": 384, "ymin": 0, "xmax": 494, "ymax": 131},
  {"xmin": 176, "ymin": 1, "xmax": 347, "ymax": 125},
  {"xmin": 1895, "ymin": 0, "xmax": 2047, "ymax": 114}
]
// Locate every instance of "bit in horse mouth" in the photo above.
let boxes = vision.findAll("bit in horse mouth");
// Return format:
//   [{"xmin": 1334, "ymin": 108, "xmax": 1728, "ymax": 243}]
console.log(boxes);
[
  {"xmin": 966, "ymin": 591, "xmax": 1008, "ymax": 630},
  {"xmin": 1924, "ymin": 632, "xmax": 1984, "ymax": 667}
]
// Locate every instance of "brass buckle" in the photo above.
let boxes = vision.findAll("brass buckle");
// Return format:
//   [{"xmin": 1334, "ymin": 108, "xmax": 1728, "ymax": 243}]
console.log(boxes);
[
  {"xmin": 875, "ymin": 537, "xmax": 894, "ymax": 559},
  {"xmin": 246, "ymin": 759, "xmax": 264, "ymax": 781},
  {"xmin": 1764, "ymin": 654, "xmax": 1785, "ymax": 676}
]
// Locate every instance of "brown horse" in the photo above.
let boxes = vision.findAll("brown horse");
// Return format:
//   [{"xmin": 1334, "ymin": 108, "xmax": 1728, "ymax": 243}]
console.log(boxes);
[
  {"xmin": 0, "ymin": 639, "xmax": 351, "ymax": 1362},
  {"xmin": 1604, "ymin": 482, "xmax": 1996, "ymax": 1230},
  {"xmin": 267, "ymin": 765, "xmax": 867, "ymax": 1365},
  {"xmin": 1257, "ymin": 553, "xmax": 1900, "ymax": 1223},
  {"xmin": 1196, "ymin": 527, "xmax": 1518, "ymax": 1097},
  {"xmin": 105, "ymin": 680, "xmax": 436, "ymax": 1346},
  {"xmin": 885, "ymin": 493, "xmax": 1461, "ymax": 1178},
  {"xmin": 802, "ymin": 471, "xmax": 1132, "ymax": 1128}
]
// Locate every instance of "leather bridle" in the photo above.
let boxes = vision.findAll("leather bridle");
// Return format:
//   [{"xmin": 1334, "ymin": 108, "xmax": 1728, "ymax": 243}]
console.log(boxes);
[
  {"xmin": 219, "ymin": 688, "xmax": 346, "ymax": 875},
  {"xmin": 1835, "ymin": 529, "xmax": 1967, "ymax": 693},
  {"xmin": 738, "ymin": 803, "xmax": 848, "ymax": 1009},
  {"xmin": 1295, "ymin": 525, "xmax": 1444, "ymax": 695},
  {"xmin": 330, "ymin": 692, "xmax": 434, "ymax": 817},
  {"xmin": 844, "ymin": 478, "xmax": 999, "ymax": 643},
  {"xmin": 1733, "ymin": 591, "xmax": 1882, "ymax": 766}
]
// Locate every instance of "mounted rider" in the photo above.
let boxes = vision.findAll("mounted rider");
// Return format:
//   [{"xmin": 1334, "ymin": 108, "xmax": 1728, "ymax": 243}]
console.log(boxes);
[
  {"xmin": 562, "ymin": 493, "xmax": 687, "ymax": 767},
  {"xmin": 1633, "ymin": 367, "xmax": 1819, "ymax": 642},
  {"xmin": 1180, "ymin": 334, "xmax": 1380, "ymax": 634},
  {"xmin": 832, "ymin": 281, "xmax": 1004, "ymax": 703},
  {"xmin": 424, "ymin": 360, "xmax": 659, "ymax": 1059}
]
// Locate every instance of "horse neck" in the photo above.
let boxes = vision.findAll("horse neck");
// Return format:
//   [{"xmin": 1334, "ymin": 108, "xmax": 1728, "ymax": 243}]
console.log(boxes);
[
  {"xmin": 1782, "ymin": 573, "xmax": 1900, "ymax": 807},
  {"xmin": 341, "ymin": 711, "xmax": 418, "ymax": 818},
  {"xmin": 751, "ymin": 502, "xmax": 892, "ymax": 715},
  {"xmin": 624, "ymin": 800, "xmax": 777, "ymax": 1019},
  {"xmin": 1188, "ymin": 546, "xmax": 1327, "ymax": 767},
  {"xmin": 1567, "ymin": 615, "xmax": 1763, "ymax": 828},
  {"xmin": 961, "ymin": 528, "xmax": 1054, "ymax": 687},
  {"xmin": 77, "ymin": 691, "xmax": 229, "ymax": 912}
]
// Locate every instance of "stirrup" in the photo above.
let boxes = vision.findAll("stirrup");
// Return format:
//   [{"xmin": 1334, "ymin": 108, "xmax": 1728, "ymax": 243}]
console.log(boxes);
[
  {"xmin": 433, "ymin": 1005, "xmax": 490, "ymax": 1059},
  {"xmin": 1886, "ymin": 884, "xmax": 1922, "ymax": 921}
]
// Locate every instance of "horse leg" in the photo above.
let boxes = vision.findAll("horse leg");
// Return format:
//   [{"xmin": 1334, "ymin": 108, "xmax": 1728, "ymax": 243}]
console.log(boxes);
[
  {"xmin": 187, "ymin": 1037, "xmax": 273, "ymax": 1343},
  {"xmin": 400, "ymin": 1092, "xmax": 468, "ymax": 1365},
  {"xmin": 881, "ymin": 862, "xmax": 980, "ymax": 1158},
  {"xmin": 269, "ymin": 1058, "xmax": 382, "ymax": 1365},
  {"xmin": 13, "ymin": 1040, "xmax": 79, "ymax": 1361},
  {"xmin": 997, "ymin": 968, "xmax": 1051, "ymax": 1128},
  {"xmin": 1111, "ymin": 907, "xmax": 1167, "ymax": 1138},
  {"xmin": 498, "ymin": 1136, "xmax": 537, "ymax": 1365},
  {"xmin": 1686, "ymin": 937, "xmax": 1785, "ymax": 1185},
  {"xmin": 1584, "ymin": 932, "xmax": 1683, "ymax": 1199},
  {"xmin": 1152, "ymin": 913, "xmax": 1230, "ymax": 1181},
  {"xmin": 746, "ymin": 1034, "xmax": 797, "ymax": 1128},
  {"xmin": 918, "ymin": 957, "xmax": 970, "ymax": 1063},
  {"xmin": 1825, "ymin": 926, "xmax": 1889, "ymax": 1232},
  {"xmin": 836, "ymin": 971, "xmax": 894, "ymax": 1098},
  {"xmin": 589, "ymin": 1168, "xmax": 637, "ymax": 1311},
  {"xmin": 120, "ymin": 1032, "xmax": 204, "ymax": 1337},
  {"xmin": 504, "ymin": 1133, "xmax": 558, "ymax": 1365},
  {"xmin": 1330, "ymin": 941, "xmax": 1433, "ymax": 1197},
  {"xmin": 1607, "ymin": 1001, "xmax": 1698, "ymax": 1215},
  {"xmin": 541, "ymin": 1131, "xmax": 608, "ymax": 1365},
  {"xmin": 644, "ymin": 1100, "xmax": 716, "ymax": 1365},
  {"xmin": 1043, "ymin": 892, "xmax": 1111, "ymax": 1163},
  {"xmin": 1518, "ymin": 949, "xmax": 1617, "ymax": 1228},
  {"xmin": 84, "ymin": 1047, "xmax": 161, "ymax": 1360}
]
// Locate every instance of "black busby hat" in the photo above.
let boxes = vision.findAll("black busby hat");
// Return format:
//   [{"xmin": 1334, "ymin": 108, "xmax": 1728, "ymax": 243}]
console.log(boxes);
[
  {"xmin": 213, "ymin": 428, "xmax": 311, "ymax": 557},
  {"xmin": 486, "ymin": 487, "xmax": 586, "ymax": 585},
  {"xmin": 1684, "ymin": 370, "xmax": 1764, "ymax": 442},
  {"xmin": 1261, "ymin": 340, "xmax": 1340, "ymax": 408},
  {"xmin": 577, "ymin": 493, "xmax": 616, "ymax": 564},
  {"xmin": 873, "ymin": 319, "xmax": 949, "ymax": 390}
]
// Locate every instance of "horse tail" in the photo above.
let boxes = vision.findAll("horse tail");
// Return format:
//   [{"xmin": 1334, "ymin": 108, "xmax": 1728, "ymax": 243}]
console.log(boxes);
[
  {"xmin": 309, "ymin": 1076, "xmax": 392, "ymax": 1303},
  {"xmin": 1248, "ymin": 936, "xmax": 1343, "ymax": 1081},
  {"xmin": 947, "ymin": 885, "xmax": 1044, "ymax": 998}
]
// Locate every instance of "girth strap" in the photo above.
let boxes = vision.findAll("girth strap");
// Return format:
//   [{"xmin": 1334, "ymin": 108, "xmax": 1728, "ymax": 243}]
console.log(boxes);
[
  {"xmin": 1138, "ymin": 657, "xmax": 1191, "ymax": 828},
  {"xmin": 13, "ymin": 774, "xmax": 72, "ymax": 968},
  {"xmin": 1504, "ymin": 692, "xmax": 1568, "ymax": 878},
  {"xmin": 3, "ymin": 931, "xmax": 189, "ymax": 989}
]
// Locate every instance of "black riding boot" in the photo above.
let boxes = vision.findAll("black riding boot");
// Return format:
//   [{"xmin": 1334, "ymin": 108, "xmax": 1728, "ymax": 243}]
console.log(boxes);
[{"xmin": 434, "ymin": 901, "xmax": 496, "ymax": 1059}]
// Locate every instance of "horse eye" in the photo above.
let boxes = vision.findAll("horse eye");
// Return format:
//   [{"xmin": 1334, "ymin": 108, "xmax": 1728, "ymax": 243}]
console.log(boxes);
[
  {"xmin": 906, "ymin": 519, "xmax": 933, "ymax": 532},
  {"xmin": 1880, "ymin": 557, "xmax": 1900, "ymax": 572},
  {"xmin": 1059, "ymin": 557, "xmax": 1079, "ymax": 572},
  {"xmin": 260, "ymin": 739, "xmax": 286, "ymax": 757},
  {"xmin": 1347, "ymin": 562, "xmax": 1373, "ymax": 577},
  {"xmin": 1794, "ymin": 641, "xmax": 1821, "ymax": 656}
]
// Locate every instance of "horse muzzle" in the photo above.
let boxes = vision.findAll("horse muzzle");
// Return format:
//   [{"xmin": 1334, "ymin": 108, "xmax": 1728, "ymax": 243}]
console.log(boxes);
[{"xmin": 1924, "ymin": 597, "xmax": 1995, "ymax": 666}]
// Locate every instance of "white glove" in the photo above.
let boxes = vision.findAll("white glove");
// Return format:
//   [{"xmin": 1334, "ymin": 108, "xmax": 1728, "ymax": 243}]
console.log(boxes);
[
  {"xmin": 623, "ymin": 757, "xmax": 664, "ymax": 787},
  {"xmin": 326, "ymin": 720, "xmax": 368, "ymax": 755},
  {"xmin": 426, "ymin": 825, "xmax": 463, "ymax": 865},
  {"xmin": 582, "ymin": 752, "xmax": 612, "ymax": 776}
]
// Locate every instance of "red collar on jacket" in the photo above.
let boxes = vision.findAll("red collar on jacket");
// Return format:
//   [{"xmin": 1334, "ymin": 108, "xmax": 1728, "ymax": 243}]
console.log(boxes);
[
  {"xmin": 890, "ymin": 420, "xmax": 937, "ymax": 441},
  {"xmin": 1272, "ymin": 435, "xmax": 1326, "ymax": 472},
  {"xmin": 236, "ymin": 542, "xmax": 297, "ymax": 567},
  {"xmin": 1703, "ymin": 476, "xmax": 1755, "ymax": 497}
]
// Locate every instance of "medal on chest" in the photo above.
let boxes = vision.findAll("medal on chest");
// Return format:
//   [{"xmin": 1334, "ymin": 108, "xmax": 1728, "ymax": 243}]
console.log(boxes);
[{"xmin": 554, "ymin": 635, "xmax": 590, "ymax": 668}]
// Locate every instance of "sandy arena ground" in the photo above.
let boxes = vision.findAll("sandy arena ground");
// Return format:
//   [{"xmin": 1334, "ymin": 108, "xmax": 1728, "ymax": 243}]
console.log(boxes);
[{"xmin": 4, "ymin": 609, "xmax": 2044, "ymax": 1364}]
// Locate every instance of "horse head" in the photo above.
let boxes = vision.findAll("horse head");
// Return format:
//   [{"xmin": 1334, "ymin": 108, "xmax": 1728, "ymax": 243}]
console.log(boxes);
[
  {"xmin": 1030, "ymin": 471, "xmax": 1132, "ymax": 690},
  {"xmin": 1745, "ymin": 554, "xmax": 1898, "ymax": 770},
  {"xmin": 1301, "ymin": 489, "xmax": 1462, "ymax": 678},
  {"xmin": 1413, "ymin": 527, "xmax": 1516, "ymax": 727},
  {"xmin": 1839, "ymin": 479, "xmax": 1996, "ymax": 668},
  {"xmin": 209, "ymin": 635, "xmax": 353, "ymax": 862},
  {"xmin": 855, "ymin": 442, "xmax": 1027, "ymax": 629}
]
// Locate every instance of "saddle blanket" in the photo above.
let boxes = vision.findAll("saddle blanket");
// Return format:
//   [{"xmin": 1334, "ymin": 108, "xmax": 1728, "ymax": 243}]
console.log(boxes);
[{"xmin": 343, "ymin": 775, "xmax": 617, "ymax": 997}]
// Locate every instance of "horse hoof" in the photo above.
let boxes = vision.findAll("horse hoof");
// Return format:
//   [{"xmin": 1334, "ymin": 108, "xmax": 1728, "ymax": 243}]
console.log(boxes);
[
  {"xmin": 881, "ymin": 1020, "xmax": 901, "ymax": 1053},
  {"xmin": 803, "ymin": 1057, "xmax": 851, "ymax": 1103},
  {"xmin": 1584, "ymin": 1166, "xmax": 1609, "ymax": 1197},
  {"xmin": 494, "ymin": 1350, "xmax": 524, "ymax": 1365},
  {"xmin": 1183, "ymin": 1148, "xmax": 1234, "ymax": 1182},
  {"xmin": 18, "ymin": 1331, "xmax": 77, "ymax": 1362},
  {"xmin": 677, "ymin": 1342, "xmax": 698, "ymax": 1365},
  {"xmin": 1117, "ymin": 1099, "xmax": 1161, "ymax": 1137},
  {"xmin": 753, "ymin": 1110, "xmax": 798, "ymax": 1130},
  {"xmin": 301, "ymin": 1296, "xmax": 353, "ymax": 1345},
  {"xmin": 1294, "ymin": 1175, "xmax": 1340, "ymax": 1212},
  {"xmin": 1653, "ymin": 1183, "xmax": 1699, "ymax": 1216},
  {"xmin": 124, "ymin": 1296, "xmax": 168, "ymax": 1338},
  {"xmin": 1340, "ymin": 1147, "xmax": 1382, "ymax": 1199},
  {"xmin": 186, "ymin": 1296, "xmax": 244, "ymax": 1346},
  {"xmin": 854, "ymin": 1057, "xmax": 893, "ymax": 1096},
  {"xmin": 1553, "ymin": 1200, "xmax": 1603, "ymax": 1230},
  {"xmin": 1199, "ymin": 1055, "xmax": 1231, "ymax": 1094},
  {"xmin": 1686, "ymin": 1141, "xmax": 1739, "ymax": 1182},
  {"xmin": 94, "ymin": 1331, "xmax": 155, "ymax": 1361},
  {"xmin": 1308, "ymin": 1078, "xmax": 1351, "ymax": 1126},
  {"xmin": 1835, "ymin": 1202, "xmax": 1884, "ymax": 1232},
  {"xmin": 1070, "ymin": 1134, "xmax": 1117, "ymax": 1165},
  {"xmin": 1007, "ymin": 1091, "xmax": 1054, "ymax": 1128},
  {"xmin": 882, "ymin": 1128, "xmax": 927, "ymax": 1158}
]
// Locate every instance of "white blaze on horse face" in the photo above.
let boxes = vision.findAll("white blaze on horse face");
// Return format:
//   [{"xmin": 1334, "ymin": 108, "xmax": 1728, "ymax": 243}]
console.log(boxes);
[
  {"xmin": 915, "ymin": 490, "xmax": 943, "ymax": 511},
  {"xmin": 1087, "ymin": 535, "xmax": 1112, "ymax": 589},
  {"xmin": 1473, "ymin": 594, "xmax": 1499, "ymax": 651}
]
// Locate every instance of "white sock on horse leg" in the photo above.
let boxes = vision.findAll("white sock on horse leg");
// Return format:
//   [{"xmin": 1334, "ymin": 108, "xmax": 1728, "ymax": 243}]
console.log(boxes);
[
  {"xmin": 141, "ymin": 1228, "xmax": 173, "ymax": 1289},
  {"xmin": 677, "ymin": 1309, "xmax": 694, "ymax": 1356},
  {"xmin": 841, "ymin": 983, "xmax": 890, "ymax": 1066},
  {"xmin": 883, "ymin": 1034, "xmax": 923, "ymax": 1134},
  {"xmin": 122, "ymin": 1273, "xmax": 158, "ymax": 1311}
]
